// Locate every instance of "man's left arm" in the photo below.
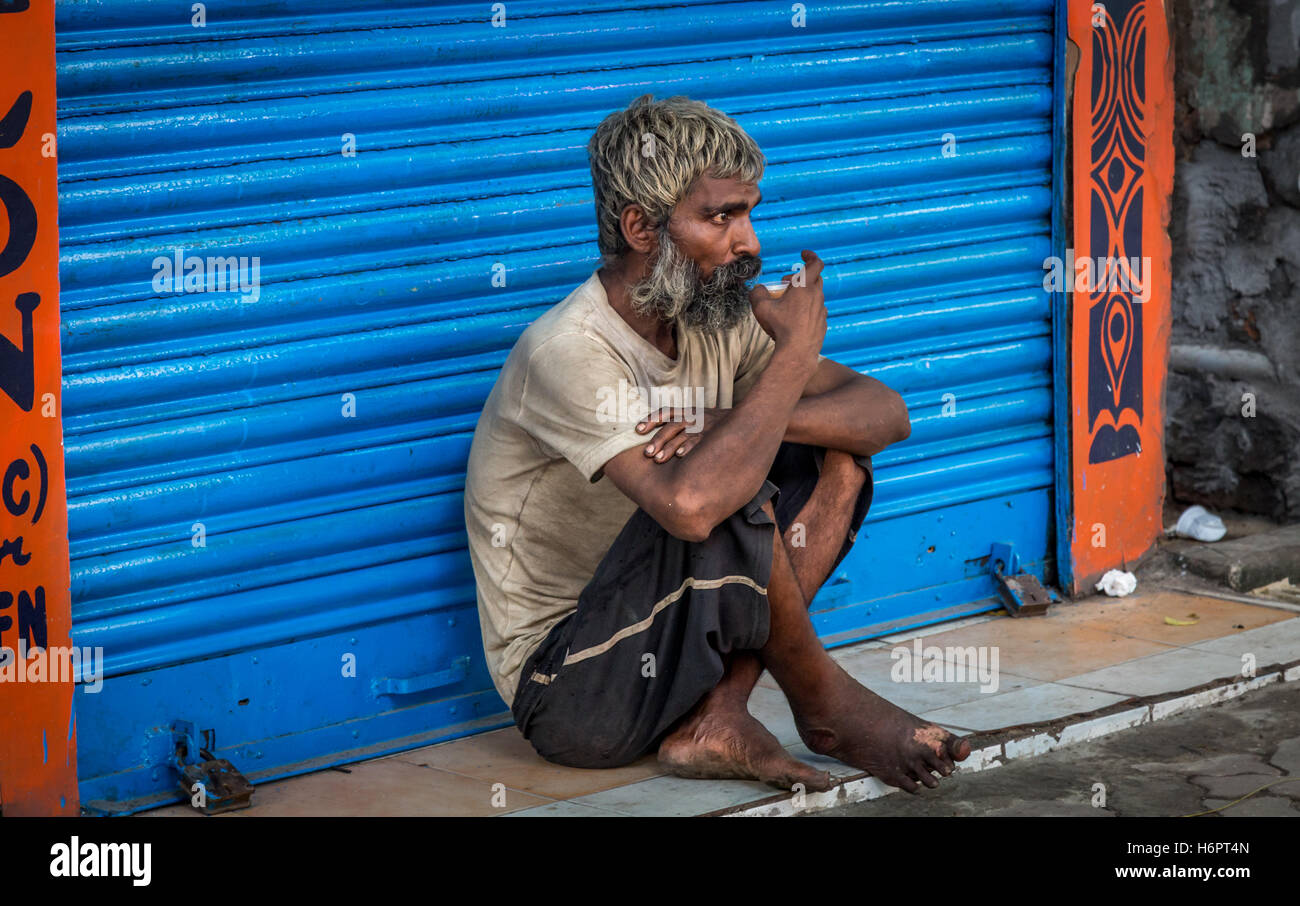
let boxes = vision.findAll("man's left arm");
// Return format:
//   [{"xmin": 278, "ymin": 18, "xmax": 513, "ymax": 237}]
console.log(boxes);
[
  {"xmin": 639, "ymin": 323, "xmax": 912, "ymax": 462},
  {"xmin": 782, "ymin": 357, "xmax": 911, "ymax": 458}
]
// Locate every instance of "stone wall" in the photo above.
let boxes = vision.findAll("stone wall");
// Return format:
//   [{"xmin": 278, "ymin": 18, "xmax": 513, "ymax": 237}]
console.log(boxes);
[{"xmin": 1165, "ymin": 0, "xmax": 1300, "ymax": 521}]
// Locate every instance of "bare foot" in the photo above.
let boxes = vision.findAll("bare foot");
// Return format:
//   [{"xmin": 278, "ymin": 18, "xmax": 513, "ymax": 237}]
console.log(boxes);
[
  {"xmin": 794, "ymin": 667, "xmax": 971, "ymax": 794},
  {"xmin": 659, "ymin": 707, "xmax": 836, "ymax": 793}
]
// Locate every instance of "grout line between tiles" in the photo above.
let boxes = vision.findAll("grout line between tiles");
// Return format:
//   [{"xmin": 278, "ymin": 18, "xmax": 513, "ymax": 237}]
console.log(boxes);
[
  {"xmin": 395, "ymin": 757, "xmax": 672, "ymax": 808},
  {"xmin": 1052, "ymin": 679, "xmax": 1148, "ymax": 696},
  {"xmin": 873, "ymin": 612, "xmax": 1002, "ymax": 644},
  {"xmin": 502, "ymin": 799, "xmax": 632, "ymax": 817},
  {"xmin": 1161, "ymin": 585, "xmax": 1300, "ymax": 615},
  {"xmin": 386, "ymin": 760, "xmax": 572, "ymax": 809}
]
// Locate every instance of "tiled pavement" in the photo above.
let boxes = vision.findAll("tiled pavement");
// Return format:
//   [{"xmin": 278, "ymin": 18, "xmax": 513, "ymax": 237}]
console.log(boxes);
[{"xmin": 141, "ymin": 588, "xmax": 1300, "ymax": 817}]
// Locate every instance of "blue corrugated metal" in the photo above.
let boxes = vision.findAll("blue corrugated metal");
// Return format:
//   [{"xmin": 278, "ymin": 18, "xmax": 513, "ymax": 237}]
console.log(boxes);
[
  {"xmin": 55, "ymin": 0, "xmax": 1060, "ymax": 812},
  {"xmin": 1050, "ymin": 0, "xmax": 1074, "ymax": 591}
]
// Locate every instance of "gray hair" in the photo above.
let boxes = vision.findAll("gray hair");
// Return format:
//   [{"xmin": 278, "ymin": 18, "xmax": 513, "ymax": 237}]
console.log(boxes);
[{"xmin": 587, "ymin": 94, "xmax": 765, "ymax": 259}]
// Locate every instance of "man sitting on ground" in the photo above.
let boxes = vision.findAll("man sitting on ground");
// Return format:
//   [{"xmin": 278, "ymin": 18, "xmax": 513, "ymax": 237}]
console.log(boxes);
[{"xmin": 464, "ymin": 94, "xmax": 970, "ymax": 794}]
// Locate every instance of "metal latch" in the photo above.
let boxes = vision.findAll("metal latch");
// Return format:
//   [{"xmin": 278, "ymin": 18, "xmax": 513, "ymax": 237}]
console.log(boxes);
[
  {"xmin": 373, "ymin": 655, "xmax": 471, "ymax": 697},
  {"xmin": 988, "ymin": 543, "xmax": 1059, "ymax": 618},
  {"xmin": 171, "ymin": 721, "xmax": 254, "ymax": 815}
]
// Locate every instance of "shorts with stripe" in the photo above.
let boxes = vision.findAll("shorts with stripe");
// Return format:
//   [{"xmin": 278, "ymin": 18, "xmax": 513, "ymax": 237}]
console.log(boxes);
[{"xmin": 509, "ymin": 442, "xmax": 875, "ymax": 769}]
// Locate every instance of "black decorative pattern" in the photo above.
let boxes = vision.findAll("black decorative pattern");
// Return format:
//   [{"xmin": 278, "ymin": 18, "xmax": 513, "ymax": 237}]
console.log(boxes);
[{"xmin": 1086, "ymin": 0, "xmax": 1146, "ymax": 464}]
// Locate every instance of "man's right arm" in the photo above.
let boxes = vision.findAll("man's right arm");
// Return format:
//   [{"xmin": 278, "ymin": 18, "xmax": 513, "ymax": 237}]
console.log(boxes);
[{"xmin": 602, "ymin": 250, "xmax": 828, "ymax": 542}]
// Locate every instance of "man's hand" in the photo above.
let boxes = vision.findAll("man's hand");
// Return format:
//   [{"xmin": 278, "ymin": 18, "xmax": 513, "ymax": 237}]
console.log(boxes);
[
  {"xmin": 635, "ymin": 249, "xmax": 834, "ymax": 467},
  {"xmin": 748, "ymin": 249, "xmax": 827, "ymax": 371},
  {"xmin": 600, "ymin": 251, "xmax": 831, "ymax": 542},
  {"xmin": 635, "ymin": 406, "xmax": 730, "ymax": 462}
]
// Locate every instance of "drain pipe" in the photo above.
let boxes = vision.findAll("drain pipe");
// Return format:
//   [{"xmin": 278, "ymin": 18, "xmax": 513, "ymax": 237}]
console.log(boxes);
[{"xmin": 1169, "ymin": 345, "xmax": 1277, "ymax": 383}]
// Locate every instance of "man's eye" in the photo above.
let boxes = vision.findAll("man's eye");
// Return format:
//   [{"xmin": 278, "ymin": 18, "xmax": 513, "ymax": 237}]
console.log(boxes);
[{"xmin": 711, "ymin": 212, "xmax": 728, "ymax": 224}]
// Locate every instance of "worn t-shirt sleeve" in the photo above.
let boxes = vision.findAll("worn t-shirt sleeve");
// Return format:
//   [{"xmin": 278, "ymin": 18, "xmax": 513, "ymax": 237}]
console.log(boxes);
[
  {"xmin": 733, "ymin": 308, "xmax": 825, "ymax": 402},
  {"xmin": 516, "ymin": 332, "xmax": 648, "ymax": 483}
]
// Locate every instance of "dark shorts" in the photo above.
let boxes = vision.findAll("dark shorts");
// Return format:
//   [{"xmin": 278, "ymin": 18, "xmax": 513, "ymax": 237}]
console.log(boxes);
[{"xmin": 510, "ymin": 442, "xmax": 875, "ymax": 769}]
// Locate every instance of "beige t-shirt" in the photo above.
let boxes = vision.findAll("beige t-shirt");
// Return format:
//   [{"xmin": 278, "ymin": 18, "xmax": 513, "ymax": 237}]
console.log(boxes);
[{"xmin": 464, "ymin": 270, "xmax": 798, "ymax": 706}]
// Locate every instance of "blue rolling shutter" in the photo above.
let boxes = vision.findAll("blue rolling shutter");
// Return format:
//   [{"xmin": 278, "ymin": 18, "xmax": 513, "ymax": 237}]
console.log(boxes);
[{"xmin": 56, "ymin": 0, "xmax": 1060, "ymax": 813}]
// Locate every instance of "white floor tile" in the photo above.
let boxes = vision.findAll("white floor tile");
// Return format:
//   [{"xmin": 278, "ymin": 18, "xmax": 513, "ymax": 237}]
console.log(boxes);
[
  {"xmin": 920, "ymin": 683, "xmax": 1128, "ymax": 732},
  {"xmin": 1057, "ymin": 647, "xmax": 1248, "ymax": 697},
  {"xmin": 747, "ymin": 684, "xmax": 803, "ymax": 745},
  {"xmin": 833, "ymin": 645, "xmax": 1039, "ymax": 714},
  {"xmin": 569, "ymin": 774, "xmax": 778, "ymax": 817},
  {"xmin": 502, "ymin": 800, "xmax": 626, "ymax": 817},
  {"xmin": 1187, "ymin": 618, "xmax": 1300, "ymax": 666}
]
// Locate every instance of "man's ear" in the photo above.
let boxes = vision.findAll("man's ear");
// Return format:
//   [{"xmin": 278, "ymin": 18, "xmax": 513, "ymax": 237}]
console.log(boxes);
[{"xmin": 619, "ymin": 203, "xmax": 660, "ymax": 256}]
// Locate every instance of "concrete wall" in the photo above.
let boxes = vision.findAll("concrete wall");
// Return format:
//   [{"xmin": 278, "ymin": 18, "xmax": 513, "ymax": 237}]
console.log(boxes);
[{"xmin": 1166, "ymin": 0, "xmax": 1300, "ymax": 521}]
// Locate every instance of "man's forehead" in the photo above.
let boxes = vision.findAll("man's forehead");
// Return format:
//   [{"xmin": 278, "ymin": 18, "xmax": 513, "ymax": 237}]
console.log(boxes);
[{"xmin": 685, "ymin": 174, "xmax": 761, "ymax": 208}]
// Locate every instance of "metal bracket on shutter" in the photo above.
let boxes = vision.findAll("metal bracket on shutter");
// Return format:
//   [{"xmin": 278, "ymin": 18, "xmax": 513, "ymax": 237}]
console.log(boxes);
[
  {"xmin": 988, "ymin": 543, "xmax": 1058, "ymax": 618},
  {"xmin": 372, "ymin": 656, "xmax": 471, "ymax": 697},
  {"xmin": 170, "ymin": 721, "xmax": 254, "ymax": 815}
]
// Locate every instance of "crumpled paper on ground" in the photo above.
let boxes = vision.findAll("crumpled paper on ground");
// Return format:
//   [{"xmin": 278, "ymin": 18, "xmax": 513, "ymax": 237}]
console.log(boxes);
[
  {"xmin": 1174, "ymin": 504, "xmax": 1226, "ymax": 542},
  {"xmin": 1095, "ymin": 569, "xmax": 1137, "ymax": 597}
]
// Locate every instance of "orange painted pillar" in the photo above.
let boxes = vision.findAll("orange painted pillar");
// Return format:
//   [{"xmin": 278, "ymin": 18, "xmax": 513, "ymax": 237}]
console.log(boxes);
[
  {"xmin": 1066, "ymin": 0, "xmax": 1174, "ymax": 594},
  {"xmin": 0, "ymin": 1, "xmax": 79, "ymax": 814}
]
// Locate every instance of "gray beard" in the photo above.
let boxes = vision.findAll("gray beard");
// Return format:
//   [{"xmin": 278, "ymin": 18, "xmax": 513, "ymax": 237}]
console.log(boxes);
[{"xmin": 627, "ymin": 231, "xmax": 762, "ymax": 333}]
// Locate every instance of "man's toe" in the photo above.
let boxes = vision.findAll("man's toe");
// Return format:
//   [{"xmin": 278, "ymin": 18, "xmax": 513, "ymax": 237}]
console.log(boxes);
[
  {"xmin": 923, "ymin": 748, "xmax": 953, "ymax": 777},
  {"xmin": 894, "ymin": 771, "xmax": 922, "ymax": 794},
  {"xmin": 912, "ymin": 762, "xmax": 941, "ymax": 789}
]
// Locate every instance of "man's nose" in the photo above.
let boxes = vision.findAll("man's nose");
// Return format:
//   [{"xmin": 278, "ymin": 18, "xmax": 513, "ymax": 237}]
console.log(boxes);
[{"xmin": 733, "ymin": 218, "xmax": 760, "ymax": 259}]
